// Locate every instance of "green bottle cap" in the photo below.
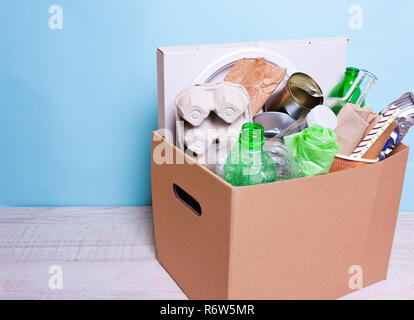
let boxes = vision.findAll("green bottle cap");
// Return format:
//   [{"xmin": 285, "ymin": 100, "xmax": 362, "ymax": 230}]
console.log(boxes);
[
  {"xmin": 345, "ymin": 67, "xmax": 360, "ymax": 77},
  {"xmin": 239, "ymin": 123, "xmax": 265, "ymax": 149}
]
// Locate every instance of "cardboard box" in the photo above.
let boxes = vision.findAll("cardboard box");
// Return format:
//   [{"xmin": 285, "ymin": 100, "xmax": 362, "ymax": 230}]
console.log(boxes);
[
  {"xmin": 152, "ymin": 38, "xmax": 410, "ymax": 299},
  {"xmin": 151, "ymin": 132, "xmax": 409, "ymax": 299}
]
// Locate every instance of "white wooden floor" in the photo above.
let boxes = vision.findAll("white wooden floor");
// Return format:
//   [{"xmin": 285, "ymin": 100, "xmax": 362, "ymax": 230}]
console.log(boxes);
[{"xmin": 0, "ymin": 207, "xmax": 413, "ymax": 300}]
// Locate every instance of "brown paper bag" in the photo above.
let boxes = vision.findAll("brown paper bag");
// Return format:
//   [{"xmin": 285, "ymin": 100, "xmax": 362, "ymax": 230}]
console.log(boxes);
[
  {"xmin": 335, "ymin": 103, "xmax": 378, "ymax": 156},
  {"xmin": 225, "ymin": 58, "xmax": 286, "ymax": 115}
]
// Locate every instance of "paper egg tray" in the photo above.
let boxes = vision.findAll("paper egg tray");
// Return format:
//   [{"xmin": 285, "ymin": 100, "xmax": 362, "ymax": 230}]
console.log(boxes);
[{"xmin": 175, "ymin": 82, "xmax": 253, "ymax": 159}]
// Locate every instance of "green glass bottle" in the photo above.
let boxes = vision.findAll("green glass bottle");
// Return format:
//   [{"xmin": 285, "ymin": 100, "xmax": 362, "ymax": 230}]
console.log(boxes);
[
  {"xmin": 224, "ymin": 123, "xmax": 276, "ymax": 186},
  {"xmin": 329, "ymin": 67, "xmax": 365, "ymax": 114}
]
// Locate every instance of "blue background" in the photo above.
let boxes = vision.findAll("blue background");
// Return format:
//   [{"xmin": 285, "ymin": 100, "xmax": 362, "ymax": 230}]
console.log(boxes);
[{"xmin": 0, "ymin": 0, "xmax": 413, "ymax": 209}]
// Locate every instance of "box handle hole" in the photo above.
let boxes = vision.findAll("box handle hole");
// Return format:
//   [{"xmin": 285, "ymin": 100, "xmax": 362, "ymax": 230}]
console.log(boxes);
[{"xmin": 173, "ymin": 183, "xmax": 202, "ymax": 217}]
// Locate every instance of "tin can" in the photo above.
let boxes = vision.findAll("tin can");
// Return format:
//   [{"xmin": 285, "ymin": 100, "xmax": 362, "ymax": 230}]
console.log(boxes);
[{"xmin": 266, "ymin": 72, "xmax": 324, "ymax": 119}]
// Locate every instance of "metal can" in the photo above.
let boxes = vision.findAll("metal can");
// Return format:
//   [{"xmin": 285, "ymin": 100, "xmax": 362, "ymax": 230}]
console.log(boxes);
[
  {"xmin": 253, "ymin": 112, "xmax": 296, "ymax": 137},
  {"xmin": 266, "ymin": 72, "xmax": 324, "ymax": 119}
]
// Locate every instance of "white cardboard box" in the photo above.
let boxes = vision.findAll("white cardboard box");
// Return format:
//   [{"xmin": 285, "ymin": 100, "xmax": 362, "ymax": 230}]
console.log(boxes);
[{"xmin": 157, "ymin": 37, "xmax": 348, "ymax": 143}]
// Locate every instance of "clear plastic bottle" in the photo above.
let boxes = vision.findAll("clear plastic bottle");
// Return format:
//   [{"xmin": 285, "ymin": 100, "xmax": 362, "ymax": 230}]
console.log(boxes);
[
  {"xmin": 224, "ymin": 123, "xmax": 276, "ymax": 186},
  {"xmin": 263, "ymin": 137, "xmax": 291, "ymax": 181}
]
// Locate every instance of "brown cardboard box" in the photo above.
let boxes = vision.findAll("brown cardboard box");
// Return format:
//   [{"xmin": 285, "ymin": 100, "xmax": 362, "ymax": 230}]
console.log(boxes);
[{"xmin": 151, "ymin": 132, "xmax": 409, "ymax": 300}]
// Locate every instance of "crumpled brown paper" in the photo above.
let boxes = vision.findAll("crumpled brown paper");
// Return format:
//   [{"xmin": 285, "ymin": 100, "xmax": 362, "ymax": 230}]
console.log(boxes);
[
  {"xmin": 224, "ymin": 58, "xmax": 286, "ymax": 115},
  {"xmin": 335, "ymin": 103, "xmax": 379, "ymax": 156}
]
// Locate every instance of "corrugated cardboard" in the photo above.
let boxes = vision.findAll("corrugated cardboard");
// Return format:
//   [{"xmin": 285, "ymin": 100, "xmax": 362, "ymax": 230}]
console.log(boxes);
[{"xmin": 151, "ymin": 131, "xmax": 409, "ymax": 299}]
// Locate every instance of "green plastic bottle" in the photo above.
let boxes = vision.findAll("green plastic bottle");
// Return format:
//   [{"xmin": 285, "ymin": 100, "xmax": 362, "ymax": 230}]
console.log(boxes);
[
  {"xmin": 224, "ymin": 123, "xmax": 276, "ymax": 186},
  {"xmin": 329, "ymin": 67, "xmax": 365, "ymax": 115}
]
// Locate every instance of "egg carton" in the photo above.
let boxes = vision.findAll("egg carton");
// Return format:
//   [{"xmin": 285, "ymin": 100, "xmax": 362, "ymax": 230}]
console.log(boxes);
[{"xmin": 175, "ymin": 82, "xmax": 253, "ymax": 157}]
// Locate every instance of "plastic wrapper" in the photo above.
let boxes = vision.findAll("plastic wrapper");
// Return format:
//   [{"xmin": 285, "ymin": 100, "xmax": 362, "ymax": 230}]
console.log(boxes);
[
  {"xmin": 380, "ymin": 92, "xmax": 414, "ymax": 159},
  {"xmin": 284, "ymin": 125, "xmax": 341, "ymax": 178}
]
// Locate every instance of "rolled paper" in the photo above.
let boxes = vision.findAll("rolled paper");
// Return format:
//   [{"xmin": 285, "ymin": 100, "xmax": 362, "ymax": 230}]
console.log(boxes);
[{"xmin": 351, "ymin": 106, "xmax": 400, "ymax": 159}]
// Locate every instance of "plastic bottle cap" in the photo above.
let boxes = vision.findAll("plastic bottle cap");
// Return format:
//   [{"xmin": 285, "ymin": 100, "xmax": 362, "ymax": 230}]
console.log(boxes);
[{"xmin": 306, "ymin": 105, "xmax": 338, "ymax": 130}]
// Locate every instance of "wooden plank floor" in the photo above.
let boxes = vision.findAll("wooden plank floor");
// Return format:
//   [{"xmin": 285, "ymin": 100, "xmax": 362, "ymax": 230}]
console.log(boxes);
[{"xmin": 0, "ymin": 207, "xmax": 413, "ymax": 300}]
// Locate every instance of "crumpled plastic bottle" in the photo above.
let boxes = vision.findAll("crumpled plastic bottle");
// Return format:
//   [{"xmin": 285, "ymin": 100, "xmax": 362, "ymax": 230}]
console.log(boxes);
[{"xmin": 263, "ymin": 137, "xmax": 292, "ymax": 181}]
